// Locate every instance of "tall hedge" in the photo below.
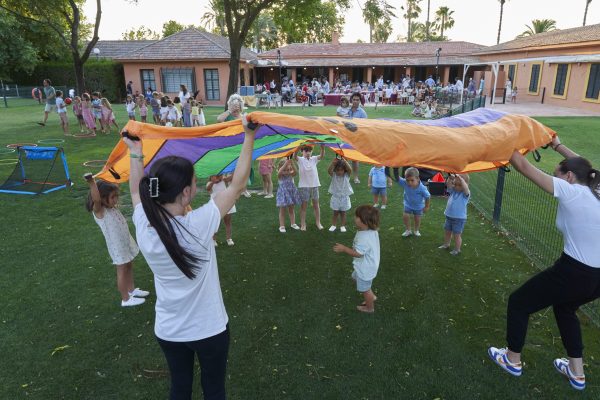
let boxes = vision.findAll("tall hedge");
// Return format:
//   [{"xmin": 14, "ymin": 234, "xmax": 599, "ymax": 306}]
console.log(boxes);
[{"xmin": 10, "ymin": 60, "xmax": 125, "ymax": 102}]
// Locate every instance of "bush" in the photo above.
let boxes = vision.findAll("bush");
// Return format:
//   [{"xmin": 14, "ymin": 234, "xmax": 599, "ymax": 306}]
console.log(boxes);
[{"xmin": 9, "ymin": 59, "xmax": 125, "ymax": 102}]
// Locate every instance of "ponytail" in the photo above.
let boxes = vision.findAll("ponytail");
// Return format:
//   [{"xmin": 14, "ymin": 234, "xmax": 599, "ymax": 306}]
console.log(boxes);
[
  {"xmin": 139, "ymin": 157, "xmax": 206, "ymax": 279},
  {"xmin": 558, "ymin": 157, "xmax": 600, "ymax": 200},
  {"xmin": 590, "ymin": 168, "xmax": 600, "ymax": 201}
]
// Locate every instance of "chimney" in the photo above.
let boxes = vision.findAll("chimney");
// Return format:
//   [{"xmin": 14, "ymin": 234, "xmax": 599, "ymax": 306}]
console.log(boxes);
[{"xmin": 332, "ymin": 31, "xmax": 340, "ymax": 45}]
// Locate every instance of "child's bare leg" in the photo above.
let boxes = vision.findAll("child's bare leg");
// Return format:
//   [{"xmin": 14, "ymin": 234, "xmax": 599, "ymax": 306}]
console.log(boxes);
[
  {"xmin": 261, "ymin": 174, "xmax": 268, "ymax": 193},
  {"xmin": 414, "ymin": 215, "xmax": 422, "ymax": 232},
  {"xmin": 279, "ymin": 207, "xmax": 286, "ymax": 227},
  {"xmin": 116, "ymin": 263, "xmax": 133, "ymax": 301},
  {"xmin": 267, "ymin": 176, "xmax": 273, "ymax": 195},
  {"xmin": 402, "ymin": 212, "xmax": 411, "ymax": 231},
  {"xmin": 443, "ymin": 230, "xmax": 452, "ymax": 246},
  {"xmin": 340, "ymin": 211, "xmax": 347, "ymax": 227},
  {"xmin": 358, "ymin": 289, "xmax": 376, "ymax": 312},
  {"xmin": 224, "ymin": 214, "xmax": 232, "ymax": 240},
  {"xmin": 287, "ymin": 206, "xmax": 296, "ymax": 226},
  {"xmin": 453, "ymin": 233, "xmax": 462, "ymax": 251},
  {"xmin": 312, "ymin": 198, "xmax": 322, "ymax": 228},
  {"xmin": 300, "ymin": 201, "xmax": 308, "ymax": 229},
  {"xmin": 373, "ymin": 194, "xmax": 379, "ymax": 205},
  {"xmin": 331, "ymin": 211, "xmax": 338, "ymax": 227},
  {"xmin": 381, "ymin": 194, "xmax": 388, "ymax": 206}
]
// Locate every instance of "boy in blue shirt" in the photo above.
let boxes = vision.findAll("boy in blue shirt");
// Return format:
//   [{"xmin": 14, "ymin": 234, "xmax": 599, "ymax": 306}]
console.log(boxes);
[
  {"xmin": 368, "ymin": 165, "xmax": 392, "ymax": 209},
  {"xmin": 438, "ymin": 174, "xmax": 470, "ymax": 255},
  {"xmin": 397, "ymin": 167, "xmax": 431, "ymax": 237}
]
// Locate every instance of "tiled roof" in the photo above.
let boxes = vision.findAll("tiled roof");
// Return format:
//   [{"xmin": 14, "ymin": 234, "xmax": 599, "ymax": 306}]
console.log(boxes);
[
  {"xmin": 478, "ymin": 23, "xmax": 600, "ymax": 54},
  {"xmin": 91, "ymin": 40, "xmax": 157, "ymax": 59},
  {"xmin": 259, "ymin": 41, "xmax": 486, "ymax": 59},
  {"xmin": 116, "ymin": 28, "xmax": 257, "ymax": 61},
  {"xmin": 276, "ymin": 55, "xmax": 481, "ymax": 67}
]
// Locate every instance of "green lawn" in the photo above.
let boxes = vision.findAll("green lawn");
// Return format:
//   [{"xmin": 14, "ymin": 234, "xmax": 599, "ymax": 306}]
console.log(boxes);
[{"xmin": 2, "ymin": 102, "xmax": 600, "ymax": 399}]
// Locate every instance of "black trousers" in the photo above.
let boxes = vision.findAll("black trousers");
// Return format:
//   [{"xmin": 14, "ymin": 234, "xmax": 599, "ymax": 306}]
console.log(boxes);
[
  {"xmin": 157, "ymin": 326, "xmax": 230, "ymax": 400},
  {"xmin": 507, "ymin": 253, "xmax": 600, "ymax": 358}
]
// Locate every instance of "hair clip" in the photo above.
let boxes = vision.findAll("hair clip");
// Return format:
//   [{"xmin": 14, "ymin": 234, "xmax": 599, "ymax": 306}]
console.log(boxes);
[{"xmin": 149, "ymin": 177, "xmax": 159, "ymax": 198}]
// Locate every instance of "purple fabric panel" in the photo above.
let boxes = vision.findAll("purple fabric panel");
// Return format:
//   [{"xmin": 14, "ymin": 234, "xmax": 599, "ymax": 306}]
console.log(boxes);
[{"xmin": 383, "ymin": 108, "xmax": 507, "ymax": 128}]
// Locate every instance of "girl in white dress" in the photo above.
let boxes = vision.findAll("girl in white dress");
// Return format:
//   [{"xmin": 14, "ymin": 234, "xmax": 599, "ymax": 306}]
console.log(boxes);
[
  {"xmin": 327, "ymin": 157, "xmax": 353, "ymax": 232},
  {"xmin": 84, "ymin": 174, "xmax": 149, "ymax": 307}
]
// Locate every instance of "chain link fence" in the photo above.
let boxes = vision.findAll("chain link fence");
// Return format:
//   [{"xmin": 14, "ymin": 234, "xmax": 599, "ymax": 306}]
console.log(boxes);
[{"xmin": 1, "ymin": 83, "xmax": 69, "ymax": 108}]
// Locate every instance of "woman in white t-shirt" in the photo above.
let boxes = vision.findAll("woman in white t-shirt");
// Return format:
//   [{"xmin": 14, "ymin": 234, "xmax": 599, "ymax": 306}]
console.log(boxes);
[
  {"xmin": 488, "ymin": 137, "xmax": 600, "ymax": 391},
  {"xmin": 122, "ymin": 115, "xmax": 256, "ymax": 400}
]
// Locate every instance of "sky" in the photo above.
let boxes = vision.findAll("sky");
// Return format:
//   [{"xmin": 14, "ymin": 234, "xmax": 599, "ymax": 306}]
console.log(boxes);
[{"xmin": 84, "ymin": 0, "xmax": 599, "ymax": 46}]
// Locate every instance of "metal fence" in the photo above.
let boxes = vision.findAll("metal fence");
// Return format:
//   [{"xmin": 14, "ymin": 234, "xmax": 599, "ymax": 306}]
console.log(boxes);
[
  {"xmin": 435, "ymin": 95, "xmax": 486, "ymax": 118},
  {"xmin": 0, "ymin": 83, "xmax": 69, "ymax": 108}
]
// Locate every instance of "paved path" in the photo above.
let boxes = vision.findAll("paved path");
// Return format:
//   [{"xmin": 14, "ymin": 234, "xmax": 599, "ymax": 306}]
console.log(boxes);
[{"xmin": 488, "ymin": 102, "xmax": 600, "ymax": 117}]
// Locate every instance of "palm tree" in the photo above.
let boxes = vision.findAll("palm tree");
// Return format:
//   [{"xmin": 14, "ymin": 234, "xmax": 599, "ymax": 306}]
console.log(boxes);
[
  {"xmin": 408, "ymin": 21, "xmax": 427, "ymax": 42},
  {"xmin": 401, "ymin": 0, "xmax": 422, "ymax": 42},
  {"xmin": 497, "ymin": 0, "xmax": 508, "ymax": 45},
  {"xmin": 434, "ymin": 6, "xmax": 455, "ymax": 40},
  {"xmin": 517, "ymin": 19, "xmax": 557, "ymax": 38},
  {"xmin": 373, "ymin": 19, "xmax": 393, "ymax": 43},
  {"xmin": 201, "ymin": 0, "xmax": 226, "ymax": 36},
  {"xmin": 583, "ymin": 0, "xmax": 593, "ymax": 26},
  {"xmin": 361, "ymin": 0, "xmax": 396, "ymax": 43},
  {"xmin": 425, "ymin": 0, "xmax": 431, "ymax": 41},
  {"xmin": 248, "ymin": 14, "xmax": 278, "ymax": 52}
]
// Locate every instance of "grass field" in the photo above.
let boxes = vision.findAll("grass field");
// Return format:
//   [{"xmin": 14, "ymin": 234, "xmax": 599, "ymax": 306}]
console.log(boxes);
[{"xmin": 2, "ymin": 102, "xmax": 600, "ymax": 399}]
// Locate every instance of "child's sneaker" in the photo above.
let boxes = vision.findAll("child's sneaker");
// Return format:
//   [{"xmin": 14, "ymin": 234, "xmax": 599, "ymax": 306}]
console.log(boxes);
[
  {"xmin": 290, "ymin": 224, "xmax": 300, "ymax": 230},
  {"xmin": 279, "ymin": 226, "xmax": 286, "ymax": 233},
  {"xmin": 414, "ymin": 230, "xmax": 421, "ymax": 237},
  {"xmin": 373, "ymin": 203, "xmax": 380, "ymax": 208},
  {"xmin": 213, "ymin": 240, "xmax": 218, "ymax": 247},
  {"xmin": 227, "ymin": 239, "xmax": 235, "ymax": 246},
  {"xmin": 487, "ymin": 347, "xmax": 522, "ymax": 377},
  {"xmin": 402, "ymin": 230, "xmax": 412, "ymax": 237},
  {"xmin": 450, "ymin": 249, "xmax": 461, "ymax": 256},
  {"xmin": 242, "ymin": 191, "xmax": 251, "ymax": 198},
  {"xmin": 340, "ymin": 226, "xmax": 347, "ymax": 233},
  {"xmin": 129, "ymin": 288, "xmax": 149, "ymax": 298},
  {"xmin": 354, "ymin": 178, "xmax": 360, "ymax": 184},
  {"xmin": 554, "ymin": 358, "xmax": 586, "ymax": 390},
  {"xmin": 264, "ymin": 194, "xmax": 274, "ymax": 199},
  {"xmin": 122, "ymin": 296, "xmax": 145, "ymax": 307},
  {"xmin": 328, "ymin": 225, "xmax": 336, "ymax": 232},
  {"xmin": 438, "ymin": 243, "xmax": 450, "ymax": 249},
  {"xmin": 381, "ymin": 205, "xmax": 387, "ymax": 209}
]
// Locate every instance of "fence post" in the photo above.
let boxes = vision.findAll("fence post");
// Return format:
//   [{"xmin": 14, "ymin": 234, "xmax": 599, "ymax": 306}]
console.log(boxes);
[
  {"xmin": 502, "ymin": 89, "xmax": 506, "ymax": 104},
  {"xmin": 15, "ymin": 84, "xmax": 19, "ymax": 97},
  {"xmin": 1, "ymin": 80, "xmax": 7, "ymax": 108},
  {"xmin": 492, "ymin": 168, "xmax": 506, "ymax": 224},
  {"xmin": 541, "ymin": 87, "xmax": 546, "ymax": 104}
]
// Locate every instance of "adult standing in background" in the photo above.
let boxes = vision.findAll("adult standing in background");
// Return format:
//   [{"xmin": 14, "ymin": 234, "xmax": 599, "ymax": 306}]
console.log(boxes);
[
  {"xmin": 347, "ymin": 92, "xmax": 367, "ymax": 184},
  {"xmin": 37, "ymin": 79, "xmax": 56, "ymax": 127},
  {"xmin": 178, "ymin": 85, "xmax": 191, "ymax": 104},
  {"xmin": 126, "ymin": 81, "xmax": 133, "ymax": 96}
]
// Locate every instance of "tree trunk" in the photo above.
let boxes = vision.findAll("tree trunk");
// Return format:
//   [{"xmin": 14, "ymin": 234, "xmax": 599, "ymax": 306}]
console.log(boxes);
[
  {"xmin": 73, "ymin": 56, "xmax": 85, "ymax": 96},
  {"xmin": 497, "ymin": 2, "xmax": 504, "ymax": 45},
  {"xmin": 226, "ymin": 38, "xmax": 242, "ymax": 110},
  {"xmin": 441, "ymin": 16, "xmax": 445, "ymax": 39},
  {"xmin": 407, "ymin": 16, "xmax": 412, "ymax": 42},
  {"xmin": 369, "ymin": 23, "xmax": 373, "ymax": 43},
  {"xmin": 426, "ymin": 0, "xmax": 431, "ymax": 41},
  {"xmin": 583, "ymin": 0, "xmax": 590, "ymax": 26}
]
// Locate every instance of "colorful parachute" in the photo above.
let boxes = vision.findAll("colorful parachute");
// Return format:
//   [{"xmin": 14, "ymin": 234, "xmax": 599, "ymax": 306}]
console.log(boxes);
[{"xmin": 96, "ymin": 108, "xmax": 555, "ymax": 183}]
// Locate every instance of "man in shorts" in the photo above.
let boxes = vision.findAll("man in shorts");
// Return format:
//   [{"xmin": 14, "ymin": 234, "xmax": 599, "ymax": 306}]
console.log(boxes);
[{"xmin": 37, "ymin": 79, "xmax": 56, "ymax": 127}]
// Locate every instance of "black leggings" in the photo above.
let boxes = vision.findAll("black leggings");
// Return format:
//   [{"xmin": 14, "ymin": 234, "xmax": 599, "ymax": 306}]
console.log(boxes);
[
  {"xmin": 157, "ymin": 326, "xmax": 230, "ymax": 400},
  {"xmin": 507, "ymin": 253, "xmax": 600, "ymax": 358}
]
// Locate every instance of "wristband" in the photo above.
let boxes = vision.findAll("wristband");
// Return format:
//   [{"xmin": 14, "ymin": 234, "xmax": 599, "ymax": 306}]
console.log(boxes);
[
  {"xmin": 553, "ymin": 143, "xmax": 563, "ymax": 151},
  {"xmin": 130, "ymin": 153, "xmax": 145, "ymax": 159}
]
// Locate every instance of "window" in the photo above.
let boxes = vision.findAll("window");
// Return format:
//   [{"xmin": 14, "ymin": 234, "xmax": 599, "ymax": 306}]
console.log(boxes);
[
  {"xmin": 140, "ymin": 69, "xmax": 156, "ymax": 92},
  {"xmin": 507, "ymin": 64, "xmax": 517, "ymax": 87},
  {"xmin": 528, "ymin": 63, "xmax": 542, "ymax": 95},
  {"xmin": 584, "ymin": 63, "xmax": 600, "ymax": 101},
  {"xmin": 161, "ymin": 68, "xmax": 194, "ymax": 93},
  {"xmin": 239, "ymin": 69, "xmax": 245, "ymax": 86},
  {"xmin": 552, "ymin": 64, "xmax": 570, "ymax": 98},
  {"xmin": 204, "ymin": 69, "xmax": 220, "ymax": 101}
]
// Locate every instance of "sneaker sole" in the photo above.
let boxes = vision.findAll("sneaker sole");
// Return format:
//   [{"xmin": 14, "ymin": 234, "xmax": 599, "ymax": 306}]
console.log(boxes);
[
  {"xmin": 554, "ymin": 361, "xmax": 586, "ymax": 390},
  {"xmin": 488, "ymin": 348, "xmax": 522, "ymax": 377}
]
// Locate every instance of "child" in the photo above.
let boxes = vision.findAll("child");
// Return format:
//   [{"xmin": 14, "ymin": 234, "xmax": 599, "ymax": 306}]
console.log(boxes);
[
  {"xmin": 84, "ymin": 173, "xmax": 148, "ymax": 306},
  {"xmin": 368, "ymin": 165, "xmax": 390, "ymax": 209},
  {"xmin": 72, "ymin": 96, "xmax": 85, "ymax": 133},
  {"xmin": 191, "ymin": 100, "xmax": 205, "ymax": 126},
  {"xmin": 138, "ymin": 96, "xmax": 148, "ymax": 123},
  {"xmin": 125, "ymin": 95, "xmax": 137, "ymax": 121},
  {"xmin": 276, "ymin": 158, "xmax": 302, "ymax": 233},
  {"xmin": 439, "ymin": 174, "xmax": 470, "ymax": 255},
  {"xmin": 327, "ymin": 157, "xmax": 353, "ymax": 232},
  {"xmin": 258, "ymin": 158, "xmax": 274, "ymax": 198},
  {"xmin": 150, "ymin": 91, "xmax": 161, "ymax": 124},
  {"xmin": 81, "ymin": 93, "xmax": 97, "ymax": 134},
  {"xmin": 206, "ymin": 175, "xmax": 236, "ymax": 246},
  {"xmin": 511, "ymin": 87, "xmax": 517, "ymax": 103},
  {"xmin": 55, "ymin": 90, "xmax": 69, "ymax": 135},
  {"xmin": 173, "ymin": 97, "xmax": 182, "ymax": 127},
  {"xmin": 182, "ymin": 98, "xmax": 192, "ymax": 127},
  {"xmin": 91, "ymin": 92, "xmax": 104, "ymax": 132},
  {"xmin": 336, "ymin": 96, "xmax": 350, "ymax": 117},
  {"xmin": 101, "ymin": 98, "xmax": 119, "ymax": 133},
  {"xmin": 397, "ymin": 167, "xmax": 431, "ymax": 237},
  {"xmin": 166, "ymin": 100, "xmax": 178, "ymax": 126},
  {"xmin": 333, "ymin": 205, "xmax": 380, "ymax": 313},
  {"xmin": 295, "ymin": 144, "xmax": 326, "ymax": 231},
  {"xmin": 160, "ymin": 96, "xmax": 169, "ymax": 125}
]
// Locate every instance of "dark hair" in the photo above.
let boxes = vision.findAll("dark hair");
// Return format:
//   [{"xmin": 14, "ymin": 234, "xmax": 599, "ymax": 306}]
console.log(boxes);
[
  {"xmin": 558, "ymin": 157, "xmax": 600, "ymax": 200},
  {"xmin": 160, "ymin": 96, "xmax": 168, "ymax": 107},
  {"xmin": 333, "ymin": 159, "xmax": 351, "ymax": 174},
  {"xmin": 86, "ymin": 180, "xmax": 118, "ymax": 212},
  {"xmin": 350, "ymin": 92, "xmax": 361, "ymax": 101},
  {"xmin": 56, "ymin": 90, "xmax": 63, "ymax": 97},
  {"xmin": 355, "ymin": 205, "xmax": 380, "ymax": 230},
  {"xmin": 300, "ymin": 145, "xmax": 313, "ymax": 152},
  {"xmin": 173, "ymin": 96, "xmax": 181, "ymax": 104},
  {"xmin": 44, "ymin": 79, "xmax": 51, "ymax": 85},
  {"xmin": 180, "ymin": 84, "xmax": 188, "ymax": 94},
  {"xmin": 139, "ymin": 156, "xmax": 205, "ymax": 279}
]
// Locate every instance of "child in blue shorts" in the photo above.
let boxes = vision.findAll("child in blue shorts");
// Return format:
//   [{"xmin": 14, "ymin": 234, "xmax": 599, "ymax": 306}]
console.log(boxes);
[
  {"xmin": 438, "ymin": 174, "xmax": 470, "ymax": 255},
  {"xmin": 368, "ymin": 165, "xmax": 392, "ymax": 209},
  {"xmin": 397, "ymin": 167, "xmax": 430, "ymax": 237}
]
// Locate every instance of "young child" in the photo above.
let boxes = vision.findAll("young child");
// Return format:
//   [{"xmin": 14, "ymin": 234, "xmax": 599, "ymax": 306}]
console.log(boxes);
[
  {"xmin": 182, "ymin": 98, "xmax": 192, "ymax": 127},
  {"xmin": 138, "ymin": 96, "xmax": 148, "ymax": 123},
  {"xmin": 439, "ymin": 174, "xmax": 470, "ymax": 255},
  {"xmin": 55, "ymin": 90, "xmax": 69, "ymax": 135},
  {"xmin": 191, "ymin": 100, "xmax": 202, "ymax": 126},
  {"xmin": 150, "ymin": 91, "xmax": 161, "ymax": 124},
  {"xmin": 81, "ymin": 93, "xmax": 97, "ymax": 134},
  {"xmin": 258, "ymin": 158, "xmax": 274, "ymax": 198},
  {"xmin": 206, "ymin": 175, "xmax": 236, "ymax": 246},
  {"xmin": 84, "ymin": 173, "xmax": 149, "ymax": 306},
  {"xmin": 368, "ymin": 165, "xmax": 391, "ymax": 209},
  {"xmin": 276, "ymin": 158, "xmax": 302, "ymax": 233},
  {"xmin": 72, "ymin": 96, "xmax": 85, "ymax": 133},
  {"xmin": 166, "ymin": 100, "xmax": 178, "ymax": 126},
  {"xmin": 511, "ymin": 87, "xmax": 518, "ymax": 103},
  {"xmin": 327, "ymin": 157, "xmax": 353, "ymax": 232},
  {"xmin": 125, "ymin": 95, "xmax": 137, "ymax": 121},
  {"xmin": 101, "ymin": 98, "xmax": 119, "ymax": 133},
  {"xmin": 397, "ymin": 167, "xmax": 431, "ymax": 237},
  {"xmin": 91, "ymin": 92, "xmax": 104, "ymax": 132},
  {"xmin": 295, "ymin": 144, "xmax": 326, "ymax": 230},
  {"xmin": 173, "ymin": 97, "xmax": 183, "ymax": 127},
  {"xmin": 336, "ymin": 96, "xmax": 350, "ymax": 117},
  {"xmin": 333, "ymin": 205, "xmax": 380, "ymax": 313}
]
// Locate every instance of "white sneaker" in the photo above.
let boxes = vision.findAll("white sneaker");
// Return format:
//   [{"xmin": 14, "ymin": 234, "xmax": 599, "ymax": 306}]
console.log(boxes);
[
  {"xmin": 129, "ymin": 288, "xmax": 149, "ymax": 298},
  {"xmin": 316, "ymin": 224, "xmax": 324, "ymax": 230},
  {"xmin": 242, "ymin": 191, "xmax": 251, "ymax": 198},
  {"xmin": 213, "ymin": 239, "xmax": 218, "ymax": 247},
  {"xmin": 488, "ymin": 346, "xmax": 522, "ymax": 377},
  {"xmin": 329, "ymin": 225, "xmax": 336, "ymax": 232},
  {"xmin": 227, "ymin": 239, "xmax": 235, "ymax": 246},
  {"xmin": 373, "ymin": 203, "xmax": 380, "ymax": 208},
  {"xmin": 279, "ymin": 226, "xmax": 286, "ymax": 233},
  {"xmin": 257, "ymin": 191, "xmax": 266, "ymax": 196},
  {"xmin": 264, "ymin": 194, "xmax": 274, "ymax": 199},
  {"xmin": 381, "ymin": 205, "xmax": 387, "ymax": 210},
  {"xmin": 402, "ymin": 230, "xmax": 412, "ymax": 237},
  {"xmin": 290, "ymin": 224, "xmax": 300, "ymax": 230},
  {"xmin": 438, "ymin": 243, "xmax": 450, "ymax": 249},
  {"xmin": 121, "ymin": 296, "xmax": 145, "ymax": 307},
  {"xmin": 414, "ymin": 230, "xmax": 421, "ymax": 237},
  {"xmin": 354, "ymin": 178, "xmax": 360, "ymax": 184},
  {"xmin": 340, "ymin": 226, "xmax": 347, "ymax": 233}
]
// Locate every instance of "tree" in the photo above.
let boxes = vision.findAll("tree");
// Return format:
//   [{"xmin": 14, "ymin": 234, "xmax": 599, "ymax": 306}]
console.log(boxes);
[
  {"xmin": 497, "ymin": 0, "xmax": 508, "ymax": 44},
  {"xmin": 408, "ymin": 21, "xmax": 427, "ymax": 42},
  {"xmin": 201, "ymin": 0, "xmax": 226, "ymax": 36},
  {"xmin": 401, "ymin": 0, "xmax": 422, "ymax": 42},
  {"xmin": 583, "ymin": 0, "xmax": 593, "ymax": 26},
  {"xmin": 122, "ymin": 25, "xmax": 160, "ymax": 40},
  {"xmin": 361, "ymin": 0, "xmax": 396, "ymax": 43},
  {"xmin": 0, "ymin": 10, "xmax": 38, "ymax": 79},
  {"xmin": 249, "ymin": 14, "xmax": 278, "ymax": 52},
  {"xmin": 425, "ymin": 0, "xmax": 431, "ymax": 41},
  {"xmin": 434, "ymin": 6, "xmax": 454, "ymax": 40},
  {"xmin": 517, "ymin": 19, "xmax": 557, "ymax": 38},
  {"xmin": 0, "ymin": 0, "xmax": 102, "ymax": 95},
  {"xmin": 162, "ymin": 20, "xmax": 185, "ymax": 37},
  {"xmin": 373, "ymin": 18, "xmax": 393, "ymax": 43}
]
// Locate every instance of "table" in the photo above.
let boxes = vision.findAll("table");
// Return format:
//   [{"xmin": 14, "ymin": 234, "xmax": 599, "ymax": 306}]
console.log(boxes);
[{"xmin": 323, "ymin": 93, "xmax": 365, "ymax": 106}]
